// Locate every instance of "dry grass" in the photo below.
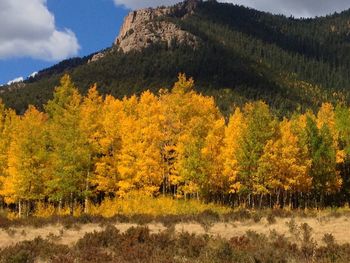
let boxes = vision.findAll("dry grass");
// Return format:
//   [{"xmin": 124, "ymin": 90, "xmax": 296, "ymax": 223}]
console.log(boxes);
[
  {"xmin": 2, "ymin": 214, "xmax": 350, "ymax": 263},
  {"xmin": 1, "ymin": 214, "xmax": 350, "ymax": 248}
]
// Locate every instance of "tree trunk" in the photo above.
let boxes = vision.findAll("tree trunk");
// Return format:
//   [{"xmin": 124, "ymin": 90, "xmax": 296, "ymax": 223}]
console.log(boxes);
[
  {"xmin": 26, "ymin": 200, "xmax": 30, "ymax": 217},
  {"xmin": 0, "ymin": 197, "xmax": 3, "ymax": 211},
  {"xmin": 320, "ymin": 194, "xmax": 324, "ymax": 209},
  {"xmin": 18, "ymin": 200, "xmax": 22, "ymax": 218},
  {"xmin": 314, "ymin": 197, "xmax": 318, "ymax": 209},
  {"xmin": 70, "ymin": 193, "xmax": 74, "ymax": 216},
  {"xmin": 84, "ymin": 172, "xmax": 89, "ymax": 214},
  {"xmin": 283, "ymin": 192, "xmax": 287, "ymax": 208},
  {"xmin": 84, "ymin": 197, "xmax": 89, "ymax": 214},
  {"xmin": 162, "ymin": 164, "xmax": 167, "ymax": 196},
  {"xmin": 305, "ymin": 194, "xmax": 308, "ymax": 209},
  {"xmin": 58, "ymin": 198, "xmax": 63, "ymax": 215},
  {"xmin": 259, "ymin": 194, "xmax": 263, "ymax": 209}
]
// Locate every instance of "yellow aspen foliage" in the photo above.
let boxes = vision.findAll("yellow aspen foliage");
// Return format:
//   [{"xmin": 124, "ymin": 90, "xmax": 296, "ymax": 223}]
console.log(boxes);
[
  {"xmin": 133, "ymin": 91, "xmax": 164, "ymax": 193},
  {"xmin": 335, "ymin": 105, "xmax": 350, "ymax": 154},
  {"xmin": 0, "ymin": 74, "xmax": 349, "ymax": 211},
  {"xmin": 79, "ymin": 85, "xmax": 104, "ymax": 209},
  {"xmin": 0, "ymin": 109, "xmax": 19, "ymax": 203},
  {"xmin": 117, "ymin": 91, "xmax": 163, "ymax": 196},
  {"xmin": 160, "ymin": 74, "xmax": 224, "ymax": 197},
  {"xmin": 317, "ymin": 103, "xmax": 344, "ymax": 164},
  {"xmin": 317, "ymin": 103, "xmax": 338, "ymax": 144},
  {"xmin": 5, "ymin": 106, "xmax": 48, "ymax": 204},
  {"xmin": 317, "ymin": 103, "xmax": 336, "ymax": 132},
  {"xmin": 79, "ymin": 85, "xmax": 103, "ymax": 152},
  {"xmin": 175, "ymin": 132, "xmax": 202, "ymax": 196},
  {"xmin": 159, "ymin": 74, "xmax": 200, "ymax": 192},
  {"xmin": 222, "ymin": 108, "xmax": 246, "ymax": 193},
  {"xmin": 45, "ymin": 75, "xmax": 90, "ymax": 214},
  {"xmin": 258, "ymin": 119, "xmax": 312, "ymax": 196},
  {"xmin": 226, "ymin": 102, "xmax": 276, "ymax": 200},
  {"xmin": 0, "ymin": 99, "xmax": 5, "ymax": 132},
  {"xmin": 172, "ymin": 73, "xmax": 195, "ymax": 94},
  {"xmin": 0, "ymin": 101, "xmax": 7, "ymax": 197},
  {"xmin": 336, "ymin": 150, "xmax": 346, "ymax": 164},
  {"xmin": 93, "ymin": 95, "xmax": 124, "ymax": 194},
  {"xmin": 201, "ymin": 118, "xmax": 227, "ymax": 194},
  {"xmin": 305, "ymin": 113, "xmax": 342, "ymax": 196}
]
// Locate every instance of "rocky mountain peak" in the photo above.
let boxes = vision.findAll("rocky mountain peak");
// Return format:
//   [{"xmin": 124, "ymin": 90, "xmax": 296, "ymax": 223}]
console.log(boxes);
[{"xmin": 114, "ymin": 0, "xmax": 201, "ymax": 53}]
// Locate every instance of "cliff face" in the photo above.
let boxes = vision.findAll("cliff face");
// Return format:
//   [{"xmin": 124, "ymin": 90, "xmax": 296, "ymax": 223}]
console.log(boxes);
[{"xmin": 114, "ymin": 0, "xmax": 201, "ymax": 53}]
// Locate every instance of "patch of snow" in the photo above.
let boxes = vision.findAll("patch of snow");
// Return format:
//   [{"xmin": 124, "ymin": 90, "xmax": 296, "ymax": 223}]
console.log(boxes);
[
  {"xmin": 29, "ymin": 72, "xmax": 38, "ymax": 78},
  {"xmin": 7, "ymin": 77, "xmax": 24, "ymax": 85}
]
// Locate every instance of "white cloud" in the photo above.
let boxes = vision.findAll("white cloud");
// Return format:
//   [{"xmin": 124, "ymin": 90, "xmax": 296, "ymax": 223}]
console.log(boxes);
[
  {"xmin": 113, "ymin": 0, "xmax": 179, "ymax": 10},
  {"xmin": 0, "ymin": 0, "xmax": 79, "ymax": 61},
  {"xmin": 226, "ymin": 0, "xmax": 350, "ymax": 18},
  {"xmin": 113, "ymin": 0, "xmax": 350, "ymax": 18}
]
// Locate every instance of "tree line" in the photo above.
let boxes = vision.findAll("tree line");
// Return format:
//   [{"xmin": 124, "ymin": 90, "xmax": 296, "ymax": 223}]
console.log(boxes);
[{"xmin": 0, "ymin": 74, "xmax": 350, "ymax": 217}]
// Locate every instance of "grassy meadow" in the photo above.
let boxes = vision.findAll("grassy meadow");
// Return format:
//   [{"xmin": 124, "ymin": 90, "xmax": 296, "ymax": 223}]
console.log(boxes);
[{"xmin": 1, "ymin": 196, "xmax": 350, "ymax": 262}]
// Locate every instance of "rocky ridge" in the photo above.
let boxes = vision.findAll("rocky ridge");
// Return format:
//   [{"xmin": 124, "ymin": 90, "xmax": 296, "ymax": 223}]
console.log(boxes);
[{"xmin": 114, "ymin": 0, "xmax": 201, "ymax": 53}]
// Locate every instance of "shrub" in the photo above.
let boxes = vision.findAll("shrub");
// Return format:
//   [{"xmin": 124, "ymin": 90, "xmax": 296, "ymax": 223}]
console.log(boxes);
[
  {"xmin": 323, "ymin": 233, "xmax": 336, "ymax": 247},
  {"xmin": 267, "ymin": 213, "xmax": 276, "ymax": 224},
  {"xmin": 252, "ymin": 213, "xmax": 262, "ymax": 223},
  {"xmin": 75, "ymin": 225, "xmax": 120, "ymax": 249},
  {"xmin": 0, "ymin": 237, "xmax": 69, "ymax": 263},
  {"xmin": 2, "ymin": 225, "xmax": 350, "ymax": 263}
]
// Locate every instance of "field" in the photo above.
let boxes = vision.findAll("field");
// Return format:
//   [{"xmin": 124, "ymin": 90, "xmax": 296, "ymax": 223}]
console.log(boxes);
[{"xmin": 1, "ymin": 199, "xmax": 350, "ymax": 263}]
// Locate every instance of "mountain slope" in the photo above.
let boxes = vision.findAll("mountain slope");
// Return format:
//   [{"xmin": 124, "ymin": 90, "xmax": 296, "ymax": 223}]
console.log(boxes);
[{"xmin": 2, "ymin": 0, "xmax": 350, "ymax": 115}]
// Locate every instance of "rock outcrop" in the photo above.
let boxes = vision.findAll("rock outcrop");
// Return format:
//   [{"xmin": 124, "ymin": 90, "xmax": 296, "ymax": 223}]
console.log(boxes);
[
  {"xmin": 88, "ymin": 52, "xmax": 106, "ymax": 63},
  {"xmin": 115, "ymin": 0, "xmax": 201, "ymax": 53}
]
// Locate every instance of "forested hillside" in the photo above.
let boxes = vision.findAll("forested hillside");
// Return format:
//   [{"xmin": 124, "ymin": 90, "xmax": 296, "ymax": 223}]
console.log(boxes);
[{"xmin": 1, "ymin": 0, "xmax": 350, "ymax": 115}]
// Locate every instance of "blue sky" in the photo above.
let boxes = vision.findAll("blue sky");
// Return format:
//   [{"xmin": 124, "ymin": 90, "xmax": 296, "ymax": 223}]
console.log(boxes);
[
  {"xmin": 0, "ymin": 0, "xmax": 128, "ymax": 85},
  {"xmin": 1, "ymin": 0, "xmax": 350, "ymax": 85}
]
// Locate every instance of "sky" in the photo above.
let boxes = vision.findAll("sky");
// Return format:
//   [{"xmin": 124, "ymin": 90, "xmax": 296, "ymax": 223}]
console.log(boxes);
[{"xmin": 1, "ymin": 0, "xmax": 350, "ymax": 85}]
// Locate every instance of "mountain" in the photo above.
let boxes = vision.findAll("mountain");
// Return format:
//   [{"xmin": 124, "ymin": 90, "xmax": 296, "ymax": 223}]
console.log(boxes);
[{"xmin": 2, "ymin": 0, "xmax": 350, "ymax": 115}]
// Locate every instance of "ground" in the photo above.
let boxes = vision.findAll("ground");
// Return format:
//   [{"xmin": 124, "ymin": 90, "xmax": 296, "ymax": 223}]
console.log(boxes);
[
  {"xmin": 2, "ymin": 208, "xmax": 350, "ymax": 262},
  {"xmin": 1, "ymin": 213, "xmax": 350, "ymax": 247}
]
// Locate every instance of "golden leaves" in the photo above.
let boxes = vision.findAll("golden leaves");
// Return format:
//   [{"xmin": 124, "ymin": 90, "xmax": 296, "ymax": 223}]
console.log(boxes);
[{"xmin": 0, "ymin": 74, "xmax": 348, "ymax": 209}]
